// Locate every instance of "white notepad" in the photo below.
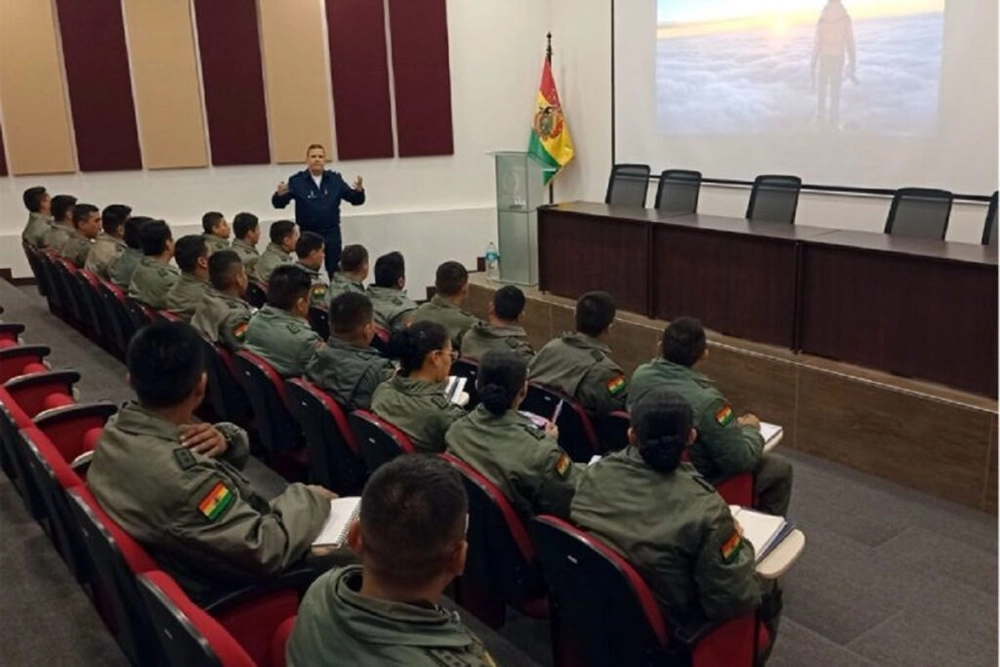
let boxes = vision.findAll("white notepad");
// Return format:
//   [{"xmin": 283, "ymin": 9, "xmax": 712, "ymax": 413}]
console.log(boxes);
[
  {"xmin": 760, "ymin": 422, "xmax": 783, "ymax": 452},
  {"xmin": 729, "ymin": 505, "xmax": 794, "ymax": 562},
  {"xmin": 444, "ymin": 376, "xmax": 467, "ymax": 405},
  {"xmin": 312, "ymin": 497, "xmax": 362, "ymax": 547}
]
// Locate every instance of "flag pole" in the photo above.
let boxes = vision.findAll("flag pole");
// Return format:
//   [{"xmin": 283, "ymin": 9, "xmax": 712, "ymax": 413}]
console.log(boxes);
[{"xmin": 546, "ymin": 32, "xmax": 555, "ymax": 205}]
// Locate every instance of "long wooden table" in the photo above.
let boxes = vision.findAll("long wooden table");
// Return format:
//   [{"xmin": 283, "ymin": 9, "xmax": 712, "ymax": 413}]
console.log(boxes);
[{"xmin": 537, "ymin": 202, "xmax": 998, "ymax": 397}]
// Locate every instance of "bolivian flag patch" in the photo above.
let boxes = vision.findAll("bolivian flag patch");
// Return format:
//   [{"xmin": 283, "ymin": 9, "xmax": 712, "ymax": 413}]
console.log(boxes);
[
  {"xmin": 198, "ymin": 481, "xmax": 234, "ymax": 521},
  {"xmin": 606, "ymin": 375, "xmax": 627, "ymax": 396},
  {"xmin": 721, "ymin": 531, "xmax": 743, "ymax": 563},
  {"xmin": 312, "ymin": 285, "xmax": 328, "ymax": 299},
  {"xmin": 715, "ymin": 404, "xmax": 734, "ymax": 426},
  {"xmin": 233, "ymin": 322, "xmax": 248, "ymax": 342},
  {"xmin": 555, "ymin": 453, "xmax": 571, "ymax": 478}
]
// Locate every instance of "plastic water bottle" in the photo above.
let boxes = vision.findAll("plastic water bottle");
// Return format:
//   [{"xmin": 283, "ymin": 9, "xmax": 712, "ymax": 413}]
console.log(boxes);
[{"xmin": 485, "ymin": 242, "xmax": 500, "ymax": 282}]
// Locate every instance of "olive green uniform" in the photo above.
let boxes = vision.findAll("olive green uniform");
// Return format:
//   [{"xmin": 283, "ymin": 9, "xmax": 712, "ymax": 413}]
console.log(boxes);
[
  {"xmin": 128, "ymin": 257, "xmax": 181, "ymax": 309},
  {"xmin": 572, "ymin": 447, "xmax": 762, "ymax": 626},
  {"xmin": 165, "ymin": 273, "xmax": 210, "ymax": 321},
  {"xmin": 288, "ymin": 565, "xmax": 495, "ymax": 667},
  {"xmin": 109, "ymin": 247, "xmax": 143, "ymax": 289},
  {"xmin": 245, "ymin": 305, "xmax": 322, "ymax": 377},
  {"xmin": 528, "ymin": 332, "xmax": 628, "ymax": 416},
  {"xmin": 191, "ymin": 287, "xmax": 254, "ymax": 351},
  {"xmin": 326, "ymin": 272, "xmax": 366, "ymax": 303},
  {"xmin": 60, "ymin": 227, "xmax": 93, "ymax": 268},
  {"xmin": 203, "ymin": 234, "xmax": 230, "ymax": 254},
  {"xmin": 629, "ymin": 358, "xmax": 793, "ymax": 516},
  {"xmin": 410, "ymin": 295, "xmax": 479, "ymax": 351},
  {"xmin": 232, "ymin": 238, "xmax": 260, "ymax": 276},
  {"xmin": 22, "ymin": 211, "xmax": 53, "ymax": 248},
  {"xmin": 365, "ymin": 285, "xmax": 417, "ymax": 331},
  {"xmin": 85, "ymin": 233, "xmax": 126, "ymax": 281},
  {"xmin": 254, "ymin": 242, "xmax": 294, "ymax": 283},
  {"xmin": 304, "ymin": 337, "xmax": 394, "ymax": 410},
  {"xmin": 459, "ymin": 322, "xmax": 534, "ymax": 363},
  {"xmin": 446, "ymin": 406, "xmax": 579, "ymax": 519},
  {"xmin": 295, "ymin": 261, "xmax": 329, "ymax": 309},
  {"xmin": 371, "ymin": 375, "xmax": 465, "ymax": 453},
  {"xmin": 43, "ymin": 221, "xmax": 74, "ymax": 254},
  {"xmin": 88, "ymin": 403, "xmax": 330, "ymax": 602}
]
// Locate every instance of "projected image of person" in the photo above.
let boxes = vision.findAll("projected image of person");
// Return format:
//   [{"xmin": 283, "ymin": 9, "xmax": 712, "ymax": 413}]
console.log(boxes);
[{"xmin": 811, "ymin": 0, "xmax": 857, "ymax": 128}]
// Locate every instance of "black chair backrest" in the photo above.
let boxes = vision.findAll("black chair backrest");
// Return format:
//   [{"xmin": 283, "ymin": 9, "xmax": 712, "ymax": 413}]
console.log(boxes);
[
  {"xmin": 245, "ymin": 281, "xmax": 267, "ymax": 309},
  {"xmin": 746, "ymin": 174, "xmax": 802, "ymax": 224},
  {"xmin": 285, "ymin": 379, "xmax": 367, "ymax": 495},
  {"xmin": 37, "ymin": 252, "xmax": 64, "ymax": 312},
  {"xmin": 530, "ymin": 515, "xmax": 671, "ymax": 666},
  {"xmin": 231, "ymin": 351, "xmax": 301, "ymax": 456},
  {"xmin": 74, "ymin": 270, "xmax": 107, "ymax": 343},
  {"xmin": 125, "ymin": 297, "xmax": 155, "ymax": 332},
  {"xmin": 520, "ymin": 383, "xmax": 601, "ymax": 462},
  {"xmin": 52, "ymin": 258, "xmax": 85, "ymax": 323},
  {"xmin": 137, "ymin": 574, "xmax": 224, "ymax": 667},
  {"xmin": 348, "ymin": 410, "xmax": 414, "ymax": 474},
  {"xmin": 605, "ymin": 164, "xmax": 651, "ymax": 207},
  {"xmin": 983, "ymin": 191, "xmax": 998, "ymax": 246},
  {"xmin": 199, "ymin": 339, "xmax": 252, "ymax": 427},
  {"xmin": 23, "ymin": 244, "xmax": 50, "ymax": 297},
  {"xmin": 96, "ymin": 281, "xmax": 132, "ymax": 359},
  {"xmin": 450, "ymin": 358, "xmax": 480, "ymax": 409},
  {"xmin": 308, "ymin": 307, "xmax": 330, "ymax": 340},
  {"xmin": 884, "ymin": 187, "xmax": 953, "ymax": 240},
  {"xmin": 654, "ymin": 169, "xmax": 702, "ymax": 214}
]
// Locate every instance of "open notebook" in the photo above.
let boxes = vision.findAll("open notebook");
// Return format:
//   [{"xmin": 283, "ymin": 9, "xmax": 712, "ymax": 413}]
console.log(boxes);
[
  {"xmin": 760, "ymin": 422, "xmax": 783, "ymax": 452},
  {"xmin": 444, "ymin": 376, "xmax": 468, "ymax": 406},
  {"xmin": 729, "ymin": 505, "xmax": 794, "ymax": 562},
  {"xmin": 312, "ymin": 497, "xmax": 362, "ymax": 547}
]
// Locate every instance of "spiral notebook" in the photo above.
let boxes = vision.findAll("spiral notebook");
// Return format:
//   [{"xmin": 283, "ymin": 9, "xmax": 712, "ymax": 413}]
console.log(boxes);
[
  {"xmin": 312, "ymin": 497, "xmax": 362, "ymax": 547},
  {"xmin": 729, "ymin": 505, "xmax": 794, "ymax": 562}
]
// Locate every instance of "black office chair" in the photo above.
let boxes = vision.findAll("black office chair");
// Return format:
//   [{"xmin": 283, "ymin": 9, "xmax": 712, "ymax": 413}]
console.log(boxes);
[
  {"xmin": 654, "ymin": 169, "xmax": 702, "ymax": 214},
  {"xmin": 884, "ymin": 188, "xmax": 953, "ymax": 240},
  {"xmin": 983, "ymin": 191, "xmax": 997, "ymax": 246},
  {"xmin": 605, "ymin": 164, "xmax": 651, "ymax": 207},
  {"xmin": 746, "ymin": 174, "xmax": 802, "ymax": 224}
]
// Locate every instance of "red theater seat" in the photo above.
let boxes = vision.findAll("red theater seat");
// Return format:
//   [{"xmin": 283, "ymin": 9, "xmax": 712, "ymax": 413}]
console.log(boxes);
[
  {"xmin": 4, "ymin": 370, "xmax": 80, "ymax": 418},
  {"xmin": 521, "ymin": 383, "xmax": 603, "ymax": 462},
  {"xmin": 0, "ymin": 344, "xmax": 51, "ymax": 383},
  {"xmin": 348, "ymin": 409, "xmax": 415, "ymax": 474}
]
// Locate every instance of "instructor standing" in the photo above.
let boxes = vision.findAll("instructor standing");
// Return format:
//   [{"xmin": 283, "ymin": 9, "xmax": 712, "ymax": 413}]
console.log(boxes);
[{"xmin": 272, "ymin": 143, "xmax": 365, "ymax": 277}]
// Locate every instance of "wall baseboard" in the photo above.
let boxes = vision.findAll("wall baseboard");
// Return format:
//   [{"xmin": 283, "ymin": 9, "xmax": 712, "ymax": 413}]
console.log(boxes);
[{"xmin": 0, "ymin": 268, "xmax": 36, "ymax": 286}]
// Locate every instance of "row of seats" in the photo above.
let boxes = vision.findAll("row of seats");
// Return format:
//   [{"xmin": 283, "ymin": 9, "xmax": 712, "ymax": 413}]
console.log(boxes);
[
  {"xmin": 607, "ymin": 164, "xmax": 999, "ymax": 243},
  {"xmin": 0, "ymin": 321, "xmax": 300, "ymax": 666}
]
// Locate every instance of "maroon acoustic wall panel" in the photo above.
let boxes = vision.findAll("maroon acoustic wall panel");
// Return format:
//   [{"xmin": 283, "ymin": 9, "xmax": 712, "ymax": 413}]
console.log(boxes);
[
  {"xmin": 0, "ymin": 125, "xmax": 7, "ymax": 177},
  {"xmin": 54, "ymin": 0, "xmax": 141, "ymax": 172},
  {"xmin": 193, "ymin": 0, "xmax": 270, "ymax": 166},
  {"xmin": 325, "ymin": 0, "xmax": 394, "ymax": 160},
  {"xmin": 388, "ymin": 0, "xmax": 454, "ymax": 157}
]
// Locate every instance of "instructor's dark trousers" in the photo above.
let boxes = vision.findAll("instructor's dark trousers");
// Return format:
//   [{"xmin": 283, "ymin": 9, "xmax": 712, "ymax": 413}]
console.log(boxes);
[{"xmin": 316, "ymin": 226, "xmax": 342, "ymax": 278}]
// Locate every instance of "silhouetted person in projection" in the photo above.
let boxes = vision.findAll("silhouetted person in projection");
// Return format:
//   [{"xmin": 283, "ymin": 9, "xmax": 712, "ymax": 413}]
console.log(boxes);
[{"xmin": 811, "ymin": 0, "xmax": 856, "ymax": 128}]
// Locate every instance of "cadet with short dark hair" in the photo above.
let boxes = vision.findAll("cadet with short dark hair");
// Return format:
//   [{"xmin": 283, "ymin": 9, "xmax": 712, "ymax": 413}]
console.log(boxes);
[
  {"xmin": 295, "ymin": 231, "xmax": 330, "ymax": 309},
  {"xmin": 41, "ymin": 194, "xmax": 77, "ymax": 250},
  {"xmin": 202, "ymin": 211, "xmax": 231, "ymax": 253},
  {"xmin": 21, "ymin": 186, "xmax": 52, "ymax": 248},
  {"xmin": 529, "ymin": 291, "xmax": 628, "ymax": 416},
  {"xmin": 245, "ymin": 264, "xmax": 323, "ymax": 377},
  {"xmin": 410, "ymin": 261, "xmax": 479, "ymax": 351},
  {"xmin": 629, "ymin": 317, "xmax": 793, "ymax": 516},
  {"xmin": 232, "ymin": 212, "xmax": 262, "ymax": 274},
  {"xmin": 447, "ymin": 350, "xmax": 578, "ymax": 519},
  {"xmin": 305, "ymin": 292, "xmax": 394, "ymax": 410},
  {"xmin": 88, "ymin": 321, "xmax": 334, "ymax": 603},
  {"xmin": 327, "ymin": 244, "xmax": 369, "ymax": 302},
  {"xmin": 110, "ymin": 215, "xmax": 151, "ymax": 288},
  {"xmin": 192, "ymin": 250, "xmax": 253, "ymax": 350},
  {"xmin": 60, "ymin": 203, "xmax": 101, "ymax": 267},
  {"xmin": 165, "ymin": 235, "xmax": 212, "ymax": 320},
  {"xmin": 460, "ymin": 285, "xmax": 533, "ymax": 363},
  {"xmin": 129, "ymin": 220, "xmax": 180, "ymax": 309},
  {"xmin": 366, "ymin": 251, "xmax": 418, "ymax": 331},
  {"xmin": 86, "ymin": 204, "xmax": 130, "ymax": 280},
  {"xmin": 254, "ymin": 219, "xmax": 298, "ymax": 283},
  {"xmin": 288, "ymin": 455, "xmax": 494, "ymax": 666}
]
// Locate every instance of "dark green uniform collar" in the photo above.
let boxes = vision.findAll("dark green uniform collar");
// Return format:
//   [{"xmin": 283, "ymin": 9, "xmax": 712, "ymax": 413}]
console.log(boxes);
[
  {"xmin": 430, "ymin": 294, "xmax": 462, "ymax": 310},
  {"xmin": 112, "ymin": 402, "xmax": 182, "ymax": 441},
  {"xmin": 561, "ymin": 331, "xmax": 610, "ymax": 354},
  {"xmin": 649, "ymin": 357, "xmax": 715, "ymax": 388},
  {"xmin": 389, "ymin": 374, "xmax": 447, "ymax": 396},
  {"xmin": 326, "ymin": 335, "xmax": 382, "ymax": 357}
]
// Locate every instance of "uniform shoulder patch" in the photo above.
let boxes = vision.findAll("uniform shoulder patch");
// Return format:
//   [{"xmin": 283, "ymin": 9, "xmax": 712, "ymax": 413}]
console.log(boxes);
[
  {"xmin": 505, "ymin": 337, "xmax": 522, "ymax": 349},
  {"xmin": 554, "ymin": 452, "xmax": 572, "ymax": 478},
  {"xmin": 715, "ymin": 404, "xmax": 735, "ymax": 426},
  {"xmin": 606, "ymin": 375, "xmax": 627, "ymax": 396},
  {"xmin": 197, "ymin": 480, "xmax": 235, "ymax": 521},
  {"xmin": 431, "ymin": 395, "xmax": 452, "ymax": 410},
  {"xmin": 233, "ymin": 322, "xmax": 248, "ymax": 342},
  {"xmin": 173, "ymin": 447, "xmax": 197, "ymax": 470},
  {"xmin": 721, "ymin": 530, "xmax": 744, "ymax": 563},
  {"xmin": 286, "ymin": 322, "xmax": 302, "ymax": 334},
  {"xmin": 311, "ymin": 284, "xmax": 327, "ymax": 298}
]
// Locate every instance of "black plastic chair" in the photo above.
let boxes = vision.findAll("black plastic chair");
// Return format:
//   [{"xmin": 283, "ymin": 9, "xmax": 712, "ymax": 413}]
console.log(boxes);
[
  {"xmin": 982, "ymin": 191, "xmax": 997, "ymax": 246},
  {"xmin": 308, "ymin": 306, "xmax": 330, "ymax": 340},
  {"xmin": 746, "ymin": 175, "xmax": 802, "ymax": 224},
  {"xmin": 51, "ymin": 257, "xmax": 86, "ymax": 326},
  {"xmin": 37, "ymin": 251, "xmax": 65, "ymax": 315},
  {"xmin": 884, "ymin": 188, "xmax": 953, "ymax": 240},
  {"xmin": 125, "ymin": 297, "xmax": 155, "ymax": 333},
  {"xmin": 22, "ymin": 243, "xmax": 49, "ymax": 297},
  {"xmin": 199, "ymin": 338, "xmax": 253, "ymax": 428},
  {"xmin": 96, "ymin": 281, "xmax": 133, "ymax": 360},
  {"xmin": 245, "ymin": 281, "xmax": 267, "ymax": 310},
  {"xmin": 654, "ymin": 169, "xmax": 702, "ymax": 214},
  {"xmin": 348, "ymin": 410, "xmax": 415, "ymax": 474},
  {"xmin": 605, "ymin": 164, "xmax": 652, "ymax": 207},
  {"xmin": 520, "ymin": 383, "xmax": 602, "ymax": 462}
]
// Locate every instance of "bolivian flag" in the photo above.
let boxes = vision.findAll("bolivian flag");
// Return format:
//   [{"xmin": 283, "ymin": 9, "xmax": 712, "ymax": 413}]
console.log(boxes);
[{"xmin": 528, "ymin": 55, "xmax": 574, "ymax": 184}]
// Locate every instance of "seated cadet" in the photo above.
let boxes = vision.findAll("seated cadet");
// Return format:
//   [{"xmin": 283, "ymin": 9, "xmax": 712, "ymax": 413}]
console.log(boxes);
[
  {"xmin": 305, "ymin": 292, "xmax": 394, "ymax": 410},
  {"xmin": 460, "ymin": 285, "xmax": 533, "ymax": 363},
  {"xmin": 446, "ymin": 349, "xmax": 578, "ymax": 519},
  {"xmin": 129, "ymin": 219, "xmax": 180, "ymax": 309},
  {"xmin": 254, "ymin": 219, "xmax": 298, "ymax": 283},
  {"xmin": 85, "ymin": 204, "xmax": 130, "ymax": 280},
  {"xmin": 201, "ymin": 211, "xmax": 231, "ymax": 253},
  {"xmin": 88, "ymin": 321, "xmax": 335, "ymax": 603},
  {"xmin": 20, "ymin": 186, "xmax": 53, "ymax": 249},
  {"xmin": 60, "ymin": 203, "xmax": 101, "ymax": 268},
  {"xmin": 410, "ymin": 261, "xmax": 478, "ymax": 351},
  {"xmin": 165, "ymin": 235, "xmax": 212, "ymax": 320},
  {"xmin": 295, "ymin": 232, "xmax": 330, "ymax": 309},
  {"xmin": 288, "ymin": 455, "xmax": 494, "ymax": 666},
  {"xmin": 366, "ymin": 251, "xmax": 418, "ymax": 331},
  {"xmin": 191, "ymin": 250, "xmax": 253, "ymax": 350},
  {"xmin": 571, "ymin": 389, "xmax": 780, "ymax": 664},
  {"xmin": 110, "ymin": 215, "xmax": 151, "ymax": 289},
  {"xmin": 629, "ymin": 317, "xmax": 793, "ymax": 516},
  {"xmin": 231, "ymin": 212, "xmax": 262, "ymax": 275},
  {"xmin": 372, "ymin": 321, "xmax": 465, "ymax": 453},
  {"xmin": 529, "ymin": 290, "xmax": 628, "ymax": 417},
  {"xmin": 41, "ymin": 194, "xmax": 77, "ymax": 250},
  {"xmin": 245, "ymin": 265, "xmax": 323, "ymax": 377},
  {"xmin": 327, "ymin": 244, "xmax": 368, "ymax": 301}
]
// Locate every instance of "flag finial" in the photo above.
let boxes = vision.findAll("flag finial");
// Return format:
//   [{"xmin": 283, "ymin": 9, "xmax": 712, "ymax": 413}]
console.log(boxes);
[{"xmin": 546, "ymin": 32, "xmax": 553, "ymax": 63}]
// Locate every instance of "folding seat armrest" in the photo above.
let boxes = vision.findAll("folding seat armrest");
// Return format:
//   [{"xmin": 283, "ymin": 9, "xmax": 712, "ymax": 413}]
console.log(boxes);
[
  {"xmin": 0, "ymin": 344, "xmax": 51, "ymax": 365},
  {"xmin": 0, "ymin": 323, "xmax": 25, "ymax": 338},
  {"xmin": 33, "ymin": 401, "xmax": 118, "ymax": 429},
  {"xmin": 202, "ymin": 564, "xmax": 317, "ymax": 614},
  {"xmin": 5, "ymin": 369, "xmax": 81, "ymax": 395}
]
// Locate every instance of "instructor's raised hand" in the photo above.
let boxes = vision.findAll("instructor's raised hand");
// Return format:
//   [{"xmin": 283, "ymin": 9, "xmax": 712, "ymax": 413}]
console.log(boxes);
[
  {"xmin": 352, "ymin": 175, "xmax": 364, "ymax": 191},
  {"xmin": 276, "ymin": 181, "xmax": 289, "ymax": 196}
]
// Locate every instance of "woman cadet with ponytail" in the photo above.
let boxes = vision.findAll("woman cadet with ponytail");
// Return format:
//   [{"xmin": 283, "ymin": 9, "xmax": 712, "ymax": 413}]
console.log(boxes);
[
  {"xmin": 570, "ymin": 387, "xmax": 780, "ymax": 660},
  {"xmin": 445, "ymin": 349, "xmax": 580, "ymax": 520}
]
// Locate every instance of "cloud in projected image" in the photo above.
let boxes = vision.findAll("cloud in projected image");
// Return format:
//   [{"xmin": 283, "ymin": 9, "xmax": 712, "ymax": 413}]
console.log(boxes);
[{"xmin": 656, "ymin": 3, "xmax": 944, "ymax": 135}]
